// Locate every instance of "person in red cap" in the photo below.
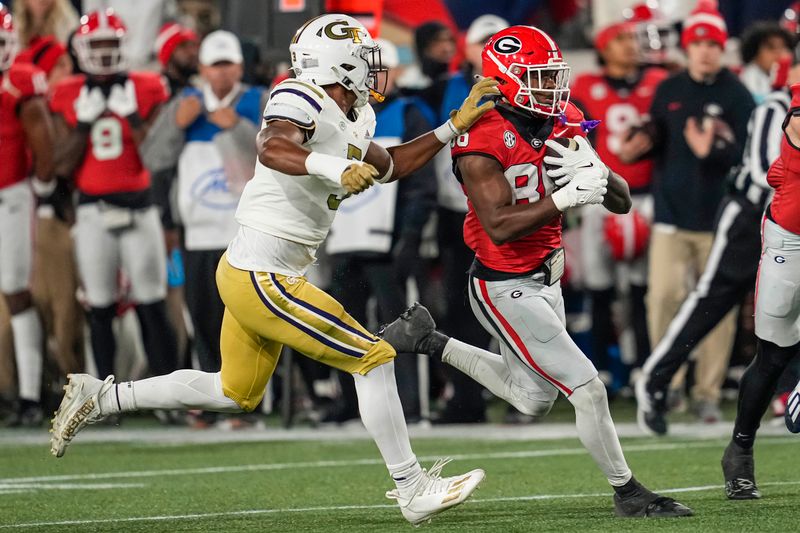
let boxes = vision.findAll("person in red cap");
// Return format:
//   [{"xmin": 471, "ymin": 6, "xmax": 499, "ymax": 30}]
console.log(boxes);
[
  {"xmin": 629, "ymin": 0, "xmax": 756, "ymax": 434},
  {"xmin": 571, "ymin": 21, "xmax": 668, "ymax": 387},
  {"xmin": 154, "ymin": 22, "xmax": 198, "ymax": 97}
]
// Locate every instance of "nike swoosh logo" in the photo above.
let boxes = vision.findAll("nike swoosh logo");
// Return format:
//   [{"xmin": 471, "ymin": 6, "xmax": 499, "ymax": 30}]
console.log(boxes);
[
  {"xmin": 575, "ymin": 162, "xmax": 593, "ymax": 168},
  {"xmin": 554, "ymin": 130, "xmax": 569, "ymax": 137},
  {"xmin": 576, "ymin": 186, "xmax": 592, "ymax": 192}
]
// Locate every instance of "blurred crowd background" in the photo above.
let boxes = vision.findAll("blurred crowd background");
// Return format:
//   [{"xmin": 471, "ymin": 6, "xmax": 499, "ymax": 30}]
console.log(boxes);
[{"xmin": 1, "ymin": 0, "xmax": 798, "ymax": 430}]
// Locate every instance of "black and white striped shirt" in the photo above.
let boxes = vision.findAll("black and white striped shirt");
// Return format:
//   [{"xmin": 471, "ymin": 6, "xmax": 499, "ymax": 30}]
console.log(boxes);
[{"xmin": 731, "ymin": 89, "xmax": 790, "ymax": 208}]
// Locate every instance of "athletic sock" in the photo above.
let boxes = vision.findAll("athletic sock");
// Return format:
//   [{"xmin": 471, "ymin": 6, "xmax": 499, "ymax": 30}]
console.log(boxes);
[
  {"xmin": 353, "ymin": 361, "xmax": 423, "ymax": 492},
  {"xmin": 98, "ymin": 370, "xmax": 240, "ymax": 414},
  {"xmin": 10, "ymin": 307, "xmax": 44, "ymax": 402},
  {"xmin": 732, "ymin": 339, "xmax": 799, "ymax": 449},
  {"xmin": 568, "ymin": 377, "xmax": 632, "ymax": 487}
]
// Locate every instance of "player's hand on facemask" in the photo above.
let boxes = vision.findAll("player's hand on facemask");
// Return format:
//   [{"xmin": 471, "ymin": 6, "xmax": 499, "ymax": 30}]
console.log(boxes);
[
  {"xmin": 341, "ymin": 162, "xmax": 378, "ymax": 195},
  {"xmin": 107, "ymin": 79, "xmax": 139, "ymax": 119},
  {"xmin": 75, "ymin": 86, "xmax": 107, "ymax": 125},
  {"xmin": 544, "ymin": 136, "xmax": 608, "ymax": 186},
  {"xmin": 451, "ymin": 77, "xmax": 501, "ymax": 132},
  {"xmin": 551, "ymin": 166, "xmax": 607, "ymax": 211}
]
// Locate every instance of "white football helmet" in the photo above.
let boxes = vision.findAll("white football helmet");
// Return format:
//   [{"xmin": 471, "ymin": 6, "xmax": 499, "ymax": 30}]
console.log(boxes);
[{"xmin": 289, "ymin": 13, "xmax": 386, "ymax": 107}]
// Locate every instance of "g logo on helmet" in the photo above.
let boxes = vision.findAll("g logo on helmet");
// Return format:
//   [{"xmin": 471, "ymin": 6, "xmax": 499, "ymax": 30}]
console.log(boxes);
[
  {"xmin": 324, "ymin": 20, "xmax": 363, "ymax": 44},
  {"xmin": 493, "ymin": 36, "xmax": 522, "ymax": 55}
]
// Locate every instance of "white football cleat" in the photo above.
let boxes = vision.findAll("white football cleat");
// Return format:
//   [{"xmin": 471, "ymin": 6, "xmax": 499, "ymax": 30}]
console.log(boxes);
[
  {"xmin": 50, "ymin": 373, "xmax": 115, "ymax": 458},
  {"xmin": 385, "ymin": 458, "xmax": 484, "ymax": 525}
]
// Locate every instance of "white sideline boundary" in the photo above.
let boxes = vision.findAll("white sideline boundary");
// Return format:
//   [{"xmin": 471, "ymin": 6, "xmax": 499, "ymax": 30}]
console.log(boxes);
[
  {"xmin": 0, "ymin": 436, "xmax": 795, "ymax": 485},
  {"xmin": 2, "ymin": 480, "xmax": 800, "ymax": 529}
]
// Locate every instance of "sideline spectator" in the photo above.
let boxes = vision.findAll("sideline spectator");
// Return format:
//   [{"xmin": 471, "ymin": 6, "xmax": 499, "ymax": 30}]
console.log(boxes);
[
  {"xmin": 620, "ymin": 1, "xmax": 755, "ymax": 422},
  {"xmin": 738, "ymin": 22, "xmax": 793, "ymax": 104},
  {"xmin": 12, "ymin": 0, "xmax": 78, "ymax": 45},
  {"xmin": 141, "ymin": 30, "xmax": 265, "ymax": 427}
]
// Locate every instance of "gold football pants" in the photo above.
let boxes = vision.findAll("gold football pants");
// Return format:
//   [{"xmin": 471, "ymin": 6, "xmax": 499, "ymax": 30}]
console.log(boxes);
[{"xmin": 216, "ymin": 255, "xmax": 396, "ymax": 411}]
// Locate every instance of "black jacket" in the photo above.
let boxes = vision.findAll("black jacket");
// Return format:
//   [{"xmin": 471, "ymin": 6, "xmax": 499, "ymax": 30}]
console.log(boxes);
[{"xmin": 648, "ymin": 68, "xmax": 755, "ymax": 231}]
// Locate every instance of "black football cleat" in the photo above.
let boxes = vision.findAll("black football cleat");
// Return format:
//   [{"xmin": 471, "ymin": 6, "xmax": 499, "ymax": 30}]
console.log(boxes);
[
  {"xmin": 378, "ymin": 303, "xmax": 448, "ymax": 356},
  {"xmin": 5, "ymin": 400, "xmax": 44, "ymax": 428},
  {"xmin": 785, "ymin": 384, "xmax": 800, "ymax": 434},
  {"xmin": 635, "ymin": 378, "xmax": 668, "ymax": 436},
  {"xmin": 722, "ymin": 441, "xmax": 761, "ymax": 500},
  {"xmin": 613, "ymin": 478, "xmax": 693, "ymax": 518}
]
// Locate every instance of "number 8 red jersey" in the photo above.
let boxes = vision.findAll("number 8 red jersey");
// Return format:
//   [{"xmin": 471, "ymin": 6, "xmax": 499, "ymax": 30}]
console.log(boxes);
[
  {"xmin": 49, "ymin": 72, "xmax": 168, "ymax": 196},
  {"xmin": 570, "ymin": 67, "xmax": 667, "ymax": 192},
  {"xmin": 451, "ymin": 102, "xmax": 586, "ymax": 274}
]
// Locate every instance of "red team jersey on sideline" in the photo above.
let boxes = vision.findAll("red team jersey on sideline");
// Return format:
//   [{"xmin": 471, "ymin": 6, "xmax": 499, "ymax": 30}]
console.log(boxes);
[
  {"xmin": 0, "ymin": 62, "xmax": 47, "ymax": 189},
  {"xmin": 451, "ymin": 102, "xmax": 587, "ymax": 273},
  {"xmin": 570, "ymin": 67, "xmax": 667, "ymax": 192},
  {"xmin": 50, "ymin": 72, "xmax": 168, "ymax": 196}
]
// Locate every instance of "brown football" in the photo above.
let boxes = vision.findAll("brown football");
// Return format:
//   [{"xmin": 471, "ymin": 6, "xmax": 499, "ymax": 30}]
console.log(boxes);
[{"xmin": 544, "ymin": 136, "xmax": 578, "ymax": 173}]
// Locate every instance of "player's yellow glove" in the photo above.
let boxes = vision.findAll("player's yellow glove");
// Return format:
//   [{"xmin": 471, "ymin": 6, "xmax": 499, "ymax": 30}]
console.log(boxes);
[
  {"xmin": 451, "ymin": 77, "xmax": 501, "ymax": 132},
  {"xmin": 341, "ymin": 162, "xmax": 378, "ymax": 195}
]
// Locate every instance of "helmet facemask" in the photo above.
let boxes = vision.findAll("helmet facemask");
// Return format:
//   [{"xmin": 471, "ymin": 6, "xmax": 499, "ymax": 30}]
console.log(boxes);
[
  {"xmin": 505, "ymin": 63, "xmax": 571, "ymax": 116},
  {"xmin": 75, "ymin": 33, "xmax": 128, "ymax": 75}
]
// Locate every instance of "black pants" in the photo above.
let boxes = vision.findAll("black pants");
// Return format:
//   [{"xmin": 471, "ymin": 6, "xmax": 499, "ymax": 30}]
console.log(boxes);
[
  {"xmin": 436, "ymin": 207, "xmax": 490, "ymax": 422},
  {"xmin": 644, "ymin": 196, "xmax": 761, "ymax": 394},
  {"xmin": 184, "ymin": 249, "xmax": 226, "ymax": 373},
  {"xmin": 329, "ymin": 254, "xmax": 420, "ymax": 419}
]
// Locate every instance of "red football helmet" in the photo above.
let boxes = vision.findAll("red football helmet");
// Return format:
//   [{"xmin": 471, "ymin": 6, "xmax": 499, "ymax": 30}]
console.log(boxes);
[
  {"xmin": 0, "ymin": 3, "xmax": 18, "ymax": 71},
  {"xmin": 603, "ymin": 209, "xmax": 651, "ymax": 261},
  {"xmin": 781, "ymin": 3, "xmax": 800, "ymax": 38},
  {"xmin": 73, "ymin": 9, "xmax": 128, "ymax": 75},
  {"xmin": 482, "ymin": 25, "xmax": 570, "ymax": 116},
  {"xmin": 623, "ymin": 2, "xmax": 678, "ymax": 65}
]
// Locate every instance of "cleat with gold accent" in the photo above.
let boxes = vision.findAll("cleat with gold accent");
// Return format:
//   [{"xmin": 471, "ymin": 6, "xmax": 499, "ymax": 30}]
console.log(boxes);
[
  {"xmin": 385, "ymin": 458, "xmax": 484, "ymax": 525},
  {"xmin": 50, "ymin": 374, "xmax": 115, "ymax": 458}
]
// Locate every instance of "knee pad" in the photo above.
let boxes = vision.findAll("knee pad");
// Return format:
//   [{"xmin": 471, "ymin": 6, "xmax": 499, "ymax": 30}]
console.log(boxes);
[
  {"xmin": 568, "ymin": 377, "xmax": 609, "ymax": 409},
  {"xmin": 509, "ymin": 383, "xmax": 556, "ymax": 417}
]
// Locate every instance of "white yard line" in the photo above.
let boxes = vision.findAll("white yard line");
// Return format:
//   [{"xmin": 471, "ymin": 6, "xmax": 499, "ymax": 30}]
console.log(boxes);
[
  {"xmin": 2, "ymin": 480, "xmax": 800, "ymax": 529},
  {"xmin": 0, "ymin": 437, "xmax": 794, "ymax": 486}
]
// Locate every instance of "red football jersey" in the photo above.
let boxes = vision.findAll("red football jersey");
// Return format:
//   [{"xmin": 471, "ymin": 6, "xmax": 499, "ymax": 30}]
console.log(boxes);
[
  {"xmin": 50, "ymin": 72, "xmax": 168, "ymax": 196},
  {"xmin": 766, "ymin": 133, "xmax": 800, "ymax": 235},
  {"xmin": 0, "ymin": 63, "xmax": 48, "ymax": 189},
  {"xmin": 451, "ymin": 102, "xmax": 586, "ymax": 273},
  {"xmin": 570, "ymin": 67, "xmax": 667, "ymax": 191}
]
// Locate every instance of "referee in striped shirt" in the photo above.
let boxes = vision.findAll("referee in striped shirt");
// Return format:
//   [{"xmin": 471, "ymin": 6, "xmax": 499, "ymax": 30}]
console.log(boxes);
[{"xmin": 637, "ymin": 81, "xmax": 794, "ymax": 436}]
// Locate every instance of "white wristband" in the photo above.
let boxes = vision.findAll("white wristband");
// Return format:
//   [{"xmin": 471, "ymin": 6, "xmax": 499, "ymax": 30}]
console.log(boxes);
[
  {"xmin": 550, "ymin": 188, "xmax": 572, "ymax": 212},
  {"xmin": 433, "ymin": 119, "xmax": 460, "ymax": 144},
  {"xmin": 376, "ymin": 157, "xmax": 394, "ymax": 184},
  {"xmin": 31, "ymin": 176, "xmax": 57, "ymax": 197},
  {"xmin": 305, "ymin": 152, "xmax": 353, "ymax": 186}
]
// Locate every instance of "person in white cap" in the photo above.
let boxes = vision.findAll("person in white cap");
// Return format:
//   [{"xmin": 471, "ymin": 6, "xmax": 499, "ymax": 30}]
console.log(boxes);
[
  {"xmin": 432, "ymin": 14, "xmax": 508, "ymax": 424},
  {"xmin": 140, "ymin": 29, "xmax": 268, "ymax": 429}
]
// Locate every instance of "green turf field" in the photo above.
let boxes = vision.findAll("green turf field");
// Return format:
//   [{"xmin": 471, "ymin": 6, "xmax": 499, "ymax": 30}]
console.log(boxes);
[{"xmin": 0, "ymin": 430, "xmax": 797, "ymax": 532}]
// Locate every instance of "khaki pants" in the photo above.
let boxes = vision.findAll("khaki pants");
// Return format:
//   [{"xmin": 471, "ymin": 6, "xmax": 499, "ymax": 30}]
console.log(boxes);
[
  {"xmin": 647, "ymin": 226, "xmax": 736, "ymax": 404},
  {"xmin": 31, "ymin": 217, "xmax": 84, "ymax": 376}
]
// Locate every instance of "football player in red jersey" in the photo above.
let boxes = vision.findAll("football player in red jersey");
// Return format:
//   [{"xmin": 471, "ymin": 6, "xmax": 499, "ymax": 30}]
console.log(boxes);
[
  {"xmin": 570, "ymin": 21, "xmax": 667, "ymax": 380},
  {"xmin": 442, "ymin": 25, "xmax": 691, "ymax": 517},
  {"xmin": 49, "ymin": 9, "xmax": 178, "ymax": 385},
  {"xmin": 722, "ymin": 82, "xmax": 800, "ymax": 498},
  {"xmin": 0, "ymin": 4, "xmax": 57, "ymax": 427}
]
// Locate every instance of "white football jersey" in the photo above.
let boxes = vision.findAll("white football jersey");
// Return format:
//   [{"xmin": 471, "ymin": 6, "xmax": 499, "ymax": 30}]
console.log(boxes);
[{"xmin": 235, "ymin": 78, "xmax": 376, "ymax": 249}]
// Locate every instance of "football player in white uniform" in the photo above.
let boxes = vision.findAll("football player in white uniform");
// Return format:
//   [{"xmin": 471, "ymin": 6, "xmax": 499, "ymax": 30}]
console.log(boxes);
[{"xmin": 50, "ymin": 14, "xmax": 499, "ymax": 525}]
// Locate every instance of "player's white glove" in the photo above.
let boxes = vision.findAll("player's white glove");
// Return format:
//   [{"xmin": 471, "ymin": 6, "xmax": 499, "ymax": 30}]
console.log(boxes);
[
  {"xmin": 75, "ymin": 86, "xmax": 106, "ymax": 124},
  {"xmin": 107, "ymin": 79, "xmax": 139, "ymax": 119},
  {"xmin": 544, "ymin": 136, "xmax": 609, "ymax": 187},
  {"xmin": 550, "ymin": 166, "xmax": 607, "ymax": 211}
]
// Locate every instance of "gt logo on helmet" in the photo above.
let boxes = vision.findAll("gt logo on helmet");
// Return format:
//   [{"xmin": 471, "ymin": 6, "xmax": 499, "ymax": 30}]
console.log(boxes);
[
  {"xmin": 493, "ymin": 36, "xmax": 522, "ymax": 54},
  {"xmin": 323, "ymin": 20, "xmax": 363, "ymax": 44}
]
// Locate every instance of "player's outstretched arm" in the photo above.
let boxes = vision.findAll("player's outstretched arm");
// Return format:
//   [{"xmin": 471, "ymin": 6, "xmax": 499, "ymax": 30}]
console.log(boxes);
[
  {"xmin": 258, "ymin": 120, "xmax": 378, "ymax": 195},
  {"xmin": 367, "ymin": 78, "xmax": 500, "ymax": 183},
  {"xmin": 458, "ymin": 154, "xmax": 561, "ymax": 245},
  {"xmin": 602, "ymin": 170, "xmax": 632, "ymax": 214}
]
